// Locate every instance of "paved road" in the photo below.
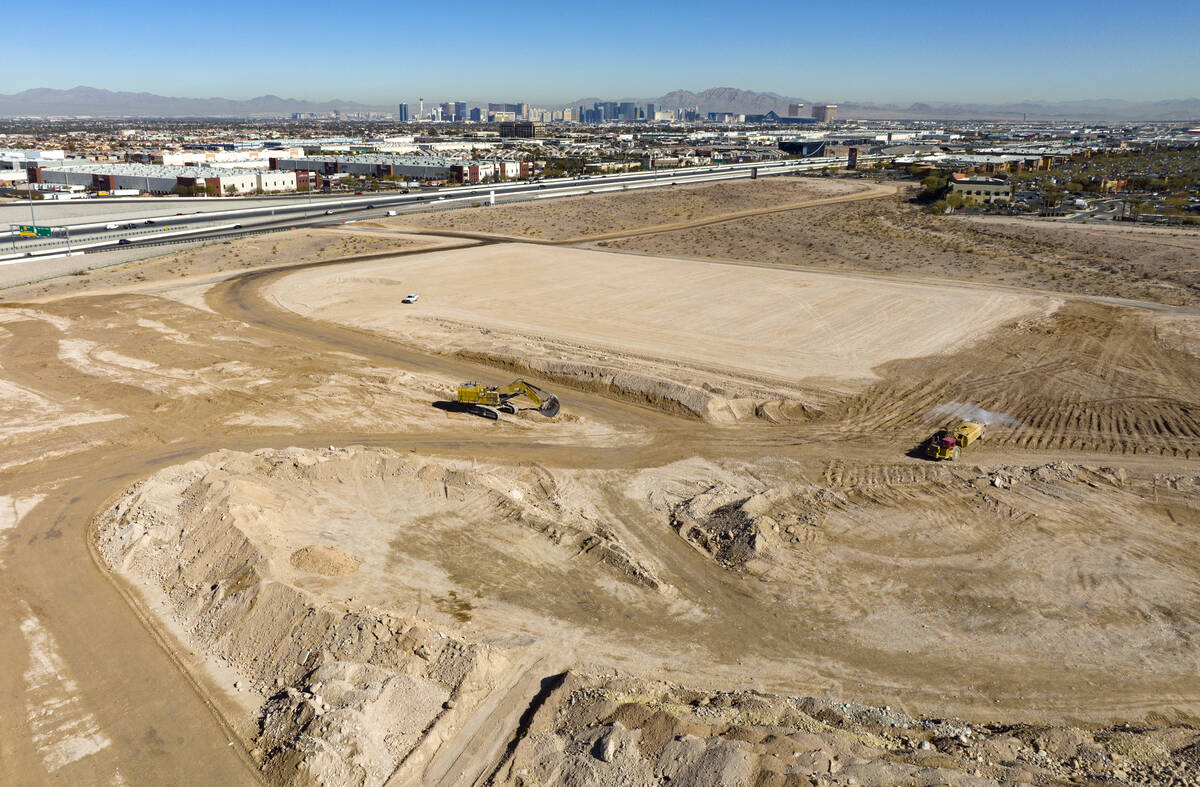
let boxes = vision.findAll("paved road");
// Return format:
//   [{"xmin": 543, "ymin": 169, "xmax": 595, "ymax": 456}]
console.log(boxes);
[{"xmin": 0, "ymin": 157, "xmax": 871, "ymax": 279}]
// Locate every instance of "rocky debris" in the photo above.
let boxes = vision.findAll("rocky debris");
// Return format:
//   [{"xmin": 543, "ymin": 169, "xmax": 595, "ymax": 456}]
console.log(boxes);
[{"xmin": 497, "ymin": 674, "xmax": 1200, "ymax": 786}]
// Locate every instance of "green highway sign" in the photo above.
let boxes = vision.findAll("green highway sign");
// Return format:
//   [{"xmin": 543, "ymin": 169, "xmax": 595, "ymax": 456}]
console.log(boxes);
[{"xmin": 18, "ymin": 225, "xmax": 52, "ymax": 237}]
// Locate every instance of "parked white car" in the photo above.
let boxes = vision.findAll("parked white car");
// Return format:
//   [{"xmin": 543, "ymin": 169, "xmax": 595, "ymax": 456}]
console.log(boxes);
[{"xmin": 401, "ymin": 293, "xmax": 419, "ymax": 304}]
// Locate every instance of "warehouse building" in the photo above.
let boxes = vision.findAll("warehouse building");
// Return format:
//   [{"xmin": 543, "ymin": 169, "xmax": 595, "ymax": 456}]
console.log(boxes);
[
  {"xmin": 30, "ymin": 163, "xmax": 296, "ymax": 194},
  {"xmin": 270, "ymin": 154, "xmax": 529, "ymax": 183}
]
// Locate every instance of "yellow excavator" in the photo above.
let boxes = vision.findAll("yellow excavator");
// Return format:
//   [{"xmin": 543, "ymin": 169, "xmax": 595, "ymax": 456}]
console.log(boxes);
[
  {"xmin": 455, "ymin": 379, "xmax": 561, "ymax": 420},
  {"xmin": 925, "ymin": 420, "xmax": 986, "ymax": 460}
]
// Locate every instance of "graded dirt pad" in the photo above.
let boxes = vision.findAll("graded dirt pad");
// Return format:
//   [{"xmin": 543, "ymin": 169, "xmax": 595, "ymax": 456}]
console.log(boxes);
[
  {"xmin": 269, "ymin": 243, "xmax": 1056, "ymax": 422},
  {"xmin": 96, "ymin": 445, "xmax": 1200, "ymax": 784},
  {"xmin": 374, "ymin": 176, "xmax": 868, "ymax": 240},
  {"xmin": 608, "ymin": 190, "xmax": 1200, "ymax": 306}
]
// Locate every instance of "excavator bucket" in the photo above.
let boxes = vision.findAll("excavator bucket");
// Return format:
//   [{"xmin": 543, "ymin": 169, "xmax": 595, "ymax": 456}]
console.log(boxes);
[{"xmin": 538, "ymin": 395, "xmax": 560, "ymax": 418}]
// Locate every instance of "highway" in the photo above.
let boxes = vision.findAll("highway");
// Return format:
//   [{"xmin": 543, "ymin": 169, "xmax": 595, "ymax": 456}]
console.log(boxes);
[{"xmin": 0, "ymin": 156, "xmax": 874, "ymax": 276}]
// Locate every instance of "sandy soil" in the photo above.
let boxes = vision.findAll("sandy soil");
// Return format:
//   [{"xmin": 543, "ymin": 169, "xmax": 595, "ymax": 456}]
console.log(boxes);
[
  {"xmin": 0, "ymin": 227, "xmax": 440, "ymax": 302},
  {"xmin": 97, "ymin": 445, "xmax": 1200, "ymax": 784},
  {"xmin": 375, "ymin": 177, "xmax": 869, "ymax": 241},
  {"xmin": 270, "ymin": 244, "xmax": 1056, "ymax": 421},
  {"xmin": 2, "ymin": 176, "xmax": 1199, "ymax": 785},
  {"xmin": 608, "ymin": 190, "xmax": 1200, "ymax": 307}
]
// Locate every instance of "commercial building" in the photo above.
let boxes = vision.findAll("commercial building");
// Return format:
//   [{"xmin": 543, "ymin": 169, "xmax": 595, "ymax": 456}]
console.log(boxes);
[
  {"xmin": 949, "ymin": 173, "xmax": 1012, "ymax": 203},
  {"xmin": 499, "ymin": 121, "xmax": 544, "ymax": 138},
  {"xmin": 397, "ymin": 103, "xmax": 409, "ymax": 122},
  {"xmin": 150, "ymin": 147, "xmax": 304, "ymax": 169},
  {"xmin": 788, "ymin": 103, "xmax": 804, "ymax": 117},
  {"xmin": 645, "ymin": 103, "xmax": 656, "ymax": 121},
  {"xmin": 29, "ymin": 163, "xmax": 296, "ymax": 194},
  {"xmin": 812, "ymin": 104, "xmax": 837, "ymax": 123},
  {"xmin": 270, "ymin": 153, "xmax": 528, "ymax": 183}
]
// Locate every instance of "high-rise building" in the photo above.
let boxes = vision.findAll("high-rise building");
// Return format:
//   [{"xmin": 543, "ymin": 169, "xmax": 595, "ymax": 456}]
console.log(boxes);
[
  {"xmin": 787, "ymin": 103, "xmax": 803, "ymax": 117},
  {"xmin": 397, "ymin": 103, "xmax": 409, "ymax": 122},
  {"xmin": 418, "ymin": 98, "xmax": 424, "ymax": 119},
  {"xmin": 812, "ymin": 104, "xmax": 837, "ymax": 123},
  {"xmin": 618, "ymin": 102, "xmax": 637, "ymax": 121},
  {"xmin": 518, "ymin": 102, "xmax": 531, "ymax": 120},
  {"xmin": 645, "ymin": 103, "xmax": 656, "ymax": 121},
  {"xmin": 453, "ymin": 101, "xmax": 466, "ymax": 122},
  {"xmin": 468, "ymin": 107, "xmax": 482, "ymax": 122}
]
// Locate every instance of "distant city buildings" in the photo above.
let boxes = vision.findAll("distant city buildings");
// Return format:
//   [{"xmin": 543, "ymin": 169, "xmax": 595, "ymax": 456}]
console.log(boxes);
[
  {"xmin": 397, "ymin": 103, "xmax": 409, "ymax": 122},
  {"xmin": 788, "ymin": 103, "xmax": 804, "ymax": 117}
]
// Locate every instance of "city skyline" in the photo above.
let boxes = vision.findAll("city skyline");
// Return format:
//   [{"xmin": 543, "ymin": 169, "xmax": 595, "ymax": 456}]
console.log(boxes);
[{"xmin": 3, "ymin": 0, "xmax": 1198, "ymax": 105}]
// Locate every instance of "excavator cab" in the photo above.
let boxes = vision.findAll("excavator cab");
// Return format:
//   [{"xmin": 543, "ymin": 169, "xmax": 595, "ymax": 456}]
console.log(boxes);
[{"xmin": 455, "ymin": 379, "xmax": 560, "ymax": 420}]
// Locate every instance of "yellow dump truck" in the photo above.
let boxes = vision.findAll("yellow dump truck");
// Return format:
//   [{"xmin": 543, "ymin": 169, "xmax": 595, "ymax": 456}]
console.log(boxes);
[{"xmin": 925, "ymin": 421, "xmax": 986, "ymax": 460}]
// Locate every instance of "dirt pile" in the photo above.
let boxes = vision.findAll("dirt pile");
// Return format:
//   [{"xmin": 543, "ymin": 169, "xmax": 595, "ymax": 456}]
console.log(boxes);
[
  {"xmin": 497, "ymin": 673, "xmax": 1200, "ymax": 786},
  {"xmin": 93, "ymin": 444, "xmax": 1200, "ymax": 782},
  {"xmin": 93, "ymin": 446, "xmax": 671, "ymax": 784}
]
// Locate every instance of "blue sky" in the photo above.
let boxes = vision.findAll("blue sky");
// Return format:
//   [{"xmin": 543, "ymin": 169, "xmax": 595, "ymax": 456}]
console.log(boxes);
[{"xmin": 4, "ymin": 0, "xmax": 1197, "ymax": 104}]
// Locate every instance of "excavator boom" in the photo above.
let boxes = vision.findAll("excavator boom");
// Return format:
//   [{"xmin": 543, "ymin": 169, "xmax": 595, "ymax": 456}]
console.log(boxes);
[{"xmin": 454, "ymin": 379, "xmax": 560, "ymax": 419}]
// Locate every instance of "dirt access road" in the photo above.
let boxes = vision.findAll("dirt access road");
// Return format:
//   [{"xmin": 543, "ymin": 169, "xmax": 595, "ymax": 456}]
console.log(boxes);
[{"xmin": 0, "ymin": 180, "xmax": 1197, "ymax": 783}]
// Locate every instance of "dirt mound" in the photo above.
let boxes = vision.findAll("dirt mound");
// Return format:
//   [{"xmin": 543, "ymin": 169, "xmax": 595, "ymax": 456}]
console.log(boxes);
[
  {"xmin": 289, "ymin": 544, "xmax": 361, "ymax": 576},
  {"xmin": 496, "ymin": 672, "xmax": 1200, "ymax": 786}
]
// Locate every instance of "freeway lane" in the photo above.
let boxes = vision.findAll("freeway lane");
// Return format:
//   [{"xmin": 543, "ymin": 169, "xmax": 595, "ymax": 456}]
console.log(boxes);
[
  {"xmin": 0, "ymin": 157, "xmax": 878, "ymax": 282},
  {"xmin": 1, "ymin": 157, "xmax": 859, "ymax": 247}
]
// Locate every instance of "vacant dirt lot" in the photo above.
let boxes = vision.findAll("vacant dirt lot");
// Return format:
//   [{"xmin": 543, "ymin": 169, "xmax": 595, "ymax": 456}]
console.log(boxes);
[
  {"xmin": 271, "ymin": 244, "xmax": 1056, "ymax": 420},
  {"xmin": 2, "ymin": 177, "xmax": 1198, "ymax": 785},
  {"xmin": 378, "ymin": 176, "xmax": 869, "ymax": 240},
  {"xmin": 609, "ymin": 190, "xmax": 1200, "ymax": 306}
]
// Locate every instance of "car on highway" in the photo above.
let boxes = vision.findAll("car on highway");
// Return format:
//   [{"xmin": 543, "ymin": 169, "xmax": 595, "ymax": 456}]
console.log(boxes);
[
  {"xmin": 144, "ymin": 219, "xmax": 154, "ymax": 225},
  {"xmin": 401, "ymin": 293, "xmax": 419, "ymax": 304},
  {"xmin": 105, "ymin": 222, "xmax": 121, "ymax": 230},
  {"xmin": 324, "ymin": 209, "xmax": 334, "ymax": 214},
  {"xmin": 118, "ymin": 238, "xmax": 133, "ymax": 245},
  {"xmin": 232, "ymin": 224, "xmax": 243, "ymax": 229},
  {"xmin": 124, "ymin": 223, "xmax": 137, "ymax": 229}
]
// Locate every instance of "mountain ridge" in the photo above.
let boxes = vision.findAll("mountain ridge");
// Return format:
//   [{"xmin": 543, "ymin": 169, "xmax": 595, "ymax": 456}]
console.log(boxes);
[{"xmin": 1, "ymin": 85, "xmax": 1197, "ymax": 121}]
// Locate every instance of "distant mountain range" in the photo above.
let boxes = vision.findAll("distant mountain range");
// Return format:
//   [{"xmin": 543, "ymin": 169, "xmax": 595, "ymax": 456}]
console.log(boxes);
[
  {"xmin": 0, "ymin": 86, "xmax": 389, "ymax": 118},
  {"xmin": 2, "ymin": 85, "xmax": 1198, "ymax": 121}
]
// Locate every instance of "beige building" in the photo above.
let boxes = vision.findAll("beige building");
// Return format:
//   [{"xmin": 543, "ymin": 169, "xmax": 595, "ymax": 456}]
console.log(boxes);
[
  {"xmin": 949, "ymin": 173, "xmax": 1012, "ymax": 203},
  {"xmin": 811, "ymin": 104, "xmax": 837, "ymax": 122},
  {"xmin": 787, "ymin": 102, "xmax": 804, "ymax": 117}
]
